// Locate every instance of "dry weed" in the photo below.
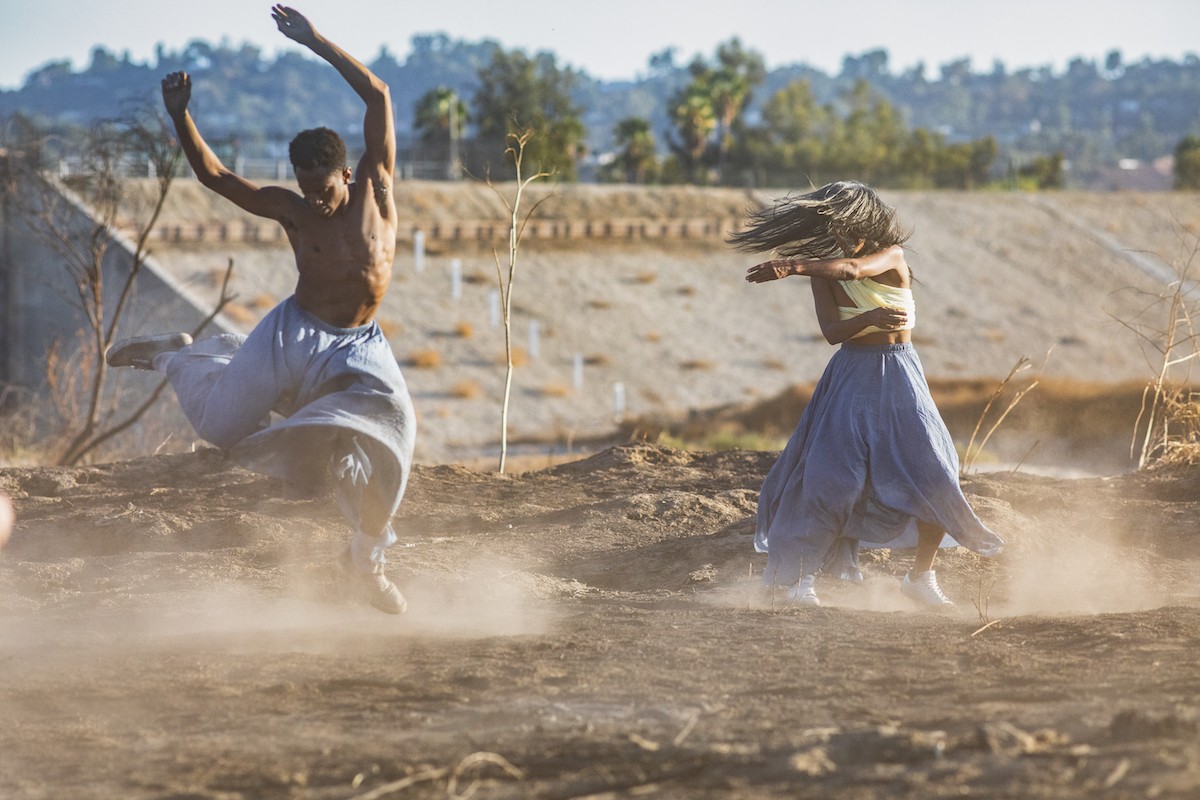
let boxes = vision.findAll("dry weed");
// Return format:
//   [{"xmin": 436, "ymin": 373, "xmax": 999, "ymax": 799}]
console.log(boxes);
[
  {"xmin": 584, "ymin": 353, "xmax": 611, "ymax": 367},
  {"xmin": 763, "ymin": 357, "xmax": 787, "ymax": 371},
  {"xmin": 451, "ymin": 380, "xmax": 483, "ymax": 400},
  {"xmin": 222, "ymin": 302, "xmax": 257, "ymax": 325},
  {"xmin": 454, "ymin": 321, "xmax": 474, "ymax": 339},
  {"xmin": 680, "ymin": 359, "xmax": 716, "ymax": 371},
  {"xmin": 407, "ymin": 349, "xmax": 443, "ymax": 369},
  {"xmin": 587, "ymin": 299, "xmax": 613, "ymax": 310},
  {"xmin": 540, "ymin": 382, "xmax": 572, "ymax": 398},
  {"xmin": 498, "ymin": 347, "xmax": 530, "ymax": 367},
  {"xmin": 634, "ymin": 271, "xmax": 657, "ymax": 284}
]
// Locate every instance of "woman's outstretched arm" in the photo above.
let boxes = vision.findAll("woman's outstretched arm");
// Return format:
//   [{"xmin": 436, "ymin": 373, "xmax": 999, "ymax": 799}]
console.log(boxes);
[{"xmin": 746, "ymin": 244, "xmax": 907, "ymax": 284}]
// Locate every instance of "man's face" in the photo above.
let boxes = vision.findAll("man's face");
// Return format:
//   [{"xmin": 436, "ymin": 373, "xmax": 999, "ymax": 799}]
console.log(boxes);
[{"xmin": 295, "ymin": 166, "xmax": 351, "ymax": 217}]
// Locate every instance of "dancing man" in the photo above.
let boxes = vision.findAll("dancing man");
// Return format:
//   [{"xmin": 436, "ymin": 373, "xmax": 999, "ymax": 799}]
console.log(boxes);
[{"xmin": 108, "ymin": 5, "xmax": 415, "ymax": 613}]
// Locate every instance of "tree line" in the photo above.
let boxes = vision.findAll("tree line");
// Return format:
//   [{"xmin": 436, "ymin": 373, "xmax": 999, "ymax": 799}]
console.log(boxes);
[{"xmin": 3, "ymin": 35, "xmax": 1199, "ymax": 188}]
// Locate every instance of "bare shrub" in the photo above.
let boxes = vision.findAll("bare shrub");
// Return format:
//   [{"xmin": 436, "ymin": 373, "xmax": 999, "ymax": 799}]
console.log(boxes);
[
  {"xmin": 2, "ymin": 111, "xmax": 232, "ymax": 465},
  {"xmin": 484, "ymin": 128, "xmax": 552, "ymax": 473},
  {"xmin": 1110, "ymin": 222, "xmax": 1200, "ymax": 469}
]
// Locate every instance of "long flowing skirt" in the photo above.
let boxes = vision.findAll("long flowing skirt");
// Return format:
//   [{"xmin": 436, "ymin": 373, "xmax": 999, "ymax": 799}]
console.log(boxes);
[{"xmin": 756, "ymin": 341, "xmax": 1002, "ymax": 586}]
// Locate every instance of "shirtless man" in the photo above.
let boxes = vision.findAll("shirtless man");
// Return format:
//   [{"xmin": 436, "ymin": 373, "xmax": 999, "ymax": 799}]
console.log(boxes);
[{"xmin": 107, "ymin": 5, "xmax": 415, "ymax": 614}]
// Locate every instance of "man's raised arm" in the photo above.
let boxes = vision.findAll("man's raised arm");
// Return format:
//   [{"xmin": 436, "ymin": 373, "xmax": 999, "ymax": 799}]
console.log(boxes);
[
  {"xmin": 161, "ymin": 71, "xmax": 293, "ymax": 219},
  {"xmin": 271, "ymin": 5, "xmax": 395, "ymax": 181}
]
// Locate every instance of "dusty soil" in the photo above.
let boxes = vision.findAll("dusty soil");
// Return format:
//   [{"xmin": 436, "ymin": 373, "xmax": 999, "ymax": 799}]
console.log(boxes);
[{"xmin": 2, "ymin": 443, "xmax": 1199, "ymax": 799}]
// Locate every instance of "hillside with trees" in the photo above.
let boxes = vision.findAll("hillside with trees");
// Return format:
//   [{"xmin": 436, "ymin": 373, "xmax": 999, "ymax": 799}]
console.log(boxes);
[{"xmin": 2, "ymin": 35, "xmax": 1198, "ymax": 189}]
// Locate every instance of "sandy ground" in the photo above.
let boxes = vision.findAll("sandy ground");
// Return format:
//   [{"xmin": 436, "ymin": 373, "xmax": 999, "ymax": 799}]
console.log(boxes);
[
  {"xmin": 1, "ymin": 444, "xmax": 1199, "ymax": 799},
  {"xmin": 124, "ymin": 183, "xmax": 1200, "ymax": 465}
]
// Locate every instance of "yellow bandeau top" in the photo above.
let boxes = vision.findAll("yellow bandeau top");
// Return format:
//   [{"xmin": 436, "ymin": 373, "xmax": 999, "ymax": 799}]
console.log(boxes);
[{"xmin": 837, "ymin": 277, "xmax": 916, "ymax": 339}]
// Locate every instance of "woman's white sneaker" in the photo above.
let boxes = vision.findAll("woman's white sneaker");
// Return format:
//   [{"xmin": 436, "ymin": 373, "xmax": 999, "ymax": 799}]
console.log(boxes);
[
  {"xmin": 787, "ymin": 574, "xmax": 820, "ymax": 607},
  {"xmin": 901, "ymin": 570, "xmax": 955, "ymax": 607}
]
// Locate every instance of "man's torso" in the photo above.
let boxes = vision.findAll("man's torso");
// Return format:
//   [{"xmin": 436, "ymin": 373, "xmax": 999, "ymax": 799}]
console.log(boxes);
[{"xmin": 282, "ymin": 178, "xmax": 397, "ymax": 328}]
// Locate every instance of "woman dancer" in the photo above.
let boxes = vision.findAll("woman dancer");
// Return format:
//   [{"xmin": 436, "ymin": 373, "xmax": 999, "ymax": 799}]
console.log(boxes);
[{"xmin": 731, "ymin": 181, "xmax": 1002, "ymax": 607}]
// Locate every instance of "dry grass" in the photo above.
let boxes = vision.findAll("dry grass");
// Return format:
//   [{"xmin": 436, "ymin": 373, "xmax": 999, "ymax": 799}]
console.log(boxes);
[
  {"xmin": 250, "ymin": 293, "xmax": 275, "ymax": 310},
  {"xmin": 645, "ymin": 332, "xmax": 662, "ymax": 343},
  {"xmin": 540, "ymin": 382, "xmax": 572, "ymax": 398},
  {"xmin": 407, "ymin": 348, "xmax": 443, "ymax": 369},
  {"xmin": 222, "ymin": 302, "xmax": 257, "ymax": 325},
  {"xmin": 378, "ymin": 319, "xmax": 403, "ymax": 339},
  {"xmin": 1141, "ymin": 389, "xmax": 1200, "ymax": 468},
  {"xmin": 587, "ymin": 299, "xmax": 613, "ymax": 310},
  {"xmin": 763, "ymin": 357, "xmax": 787, "ymax": 371},
  {"xmin": 584, "ymin": 353, "xmax": 612, "ymax": 367},
  {"xmin": 498, "ymin": 347, "xmax": 530, "ymax": 367},
  {"xmin": 680, "ymin": 359, "xmax": 716, "ymax": 371},
  {"xmin": 451, "ymin": 380, "xmax": 483, "ymax": 399},
  {"xmin": 678, "ymin": 285, "xmax": 697, "ymax": 297},
  {"xmin": 634, "ymin": 271, "xmax": 657, "ymax": 284},
  {"xmin": 454, "ymin": 321, "xmax": 475, "ymax": 339}
]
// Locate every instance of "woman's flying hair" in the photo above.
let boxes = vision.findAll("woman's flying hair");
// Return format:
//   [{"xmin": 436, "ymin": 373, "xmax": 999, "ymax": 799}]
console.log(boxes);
[{"xmin": 728, "ymin": 181, "xmax": 910, "ymax": 259}]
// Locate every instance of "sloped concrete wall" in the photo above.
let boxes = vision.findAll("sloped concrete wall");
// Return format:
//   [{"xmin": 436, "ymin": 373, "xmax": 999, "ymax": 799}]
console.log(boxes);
[{"xmin": 0, "ymin": 166, "xmax": 237, "ymax": 458}]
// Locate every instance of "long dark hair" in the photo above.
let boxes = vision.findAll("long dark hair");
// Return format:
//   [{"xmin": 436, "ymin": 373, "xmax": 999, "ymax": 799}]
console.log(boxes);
[{"xmin": 728, "ymin": 181, "xmax": 909, "ymax": 259}]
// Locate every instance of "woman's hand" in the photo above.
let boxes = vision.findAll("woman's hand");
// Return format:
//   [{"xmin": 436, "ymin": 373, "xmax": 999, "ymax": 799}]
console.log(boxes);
[
  {"xmin": 867, "ymin": 306, "xmax": 909, "ymax": 330},
  {"xmin": 745, "ymin": 258, "xmax": 796, "ymax": 283}
]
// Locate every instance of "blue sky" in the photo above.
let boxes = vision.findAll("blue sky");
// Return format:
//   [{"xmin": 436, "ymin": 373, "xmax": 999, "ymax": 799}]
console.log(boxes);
[{"xmin": 0, "ymin": 0, "xmax": 1196, "ymax": 89}]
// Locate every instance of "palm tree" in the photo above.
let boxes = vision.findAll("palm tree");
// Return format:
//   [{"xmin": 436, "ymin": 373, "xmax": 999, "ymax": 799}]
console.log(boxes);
[
  {"xmin": 413, "ymin": 86, "xmax": 468, "ymax": 179},
  {"xmin": 670, "ymin": 85, "xmax": 716, "ymax": 183},
  {"xmin": 613, "ymin": 117, "xmax": 657, "ymax": 184}
]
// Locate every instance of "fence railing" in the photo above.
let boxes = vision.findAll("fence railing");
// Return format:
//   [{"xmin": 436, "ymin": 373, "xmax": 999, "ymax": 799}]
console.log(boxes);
[{"xmin": 134, "ymin": 216, "xmax": 744, "ymax": 245}]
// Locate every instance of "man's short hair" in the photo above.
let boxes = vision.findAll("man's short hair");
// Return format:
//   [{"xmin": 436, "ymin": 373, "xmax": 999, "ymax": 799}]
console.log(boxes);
[{"xmin": 289, "ymin": 127, "xmax": 346, "ymax": 172}]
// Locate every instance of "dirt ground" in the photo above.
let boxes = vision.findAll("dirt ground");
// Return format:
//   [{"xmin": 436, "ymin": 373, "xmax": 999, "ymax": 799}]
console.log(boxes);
[{"xmin": 2, "ymin": 443, "xmax": 1198, "ymax": 799}]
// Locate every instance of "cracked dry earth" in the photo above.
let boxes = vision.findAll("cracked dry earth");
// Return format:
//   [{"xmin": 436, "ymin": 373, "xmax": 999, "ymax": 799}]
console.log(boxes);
[{"xmin": 1, "ymin": 443, "xmax": 1199, "ymax": 799}]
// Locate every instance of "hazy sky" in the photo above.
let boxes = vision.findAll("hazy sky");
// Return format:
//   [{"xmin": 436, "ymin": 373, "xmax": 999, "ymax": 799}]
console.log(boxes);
[{"xmin": 0, "ymin": 0, "xmax": 1196, "ymax": 90}]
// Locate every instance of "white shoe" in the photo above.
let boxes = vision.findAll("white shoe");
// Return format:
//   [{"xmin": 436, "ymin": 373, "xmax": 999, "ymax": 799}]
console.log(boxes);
[
  {"xmin": 105, "ymin": 332, "xmax": 193, "ymax": 369},
  {"xmin": 787, "ymin": 575, "xmax": 820, "ymax": 607},
  {"xmin": 339, "ymin": 549, "xmax": 407, "ymax": 615},
  {"xmin": 901, "ymin": 570, "xmax": 955, "ymax": 608}
]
